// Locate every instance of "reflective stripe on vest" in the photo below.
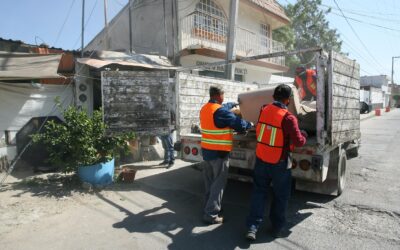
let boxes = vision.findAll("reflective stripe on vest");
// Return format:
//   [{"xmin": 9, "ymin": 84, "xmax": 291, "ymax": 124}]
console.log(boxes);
[
  {"xmin": 255, "ymin": 104, "xmax": 289, "ymax": 164},
  {"xmin": 200, "ymin": 102, "xmax": 234, "ymax": 152}
]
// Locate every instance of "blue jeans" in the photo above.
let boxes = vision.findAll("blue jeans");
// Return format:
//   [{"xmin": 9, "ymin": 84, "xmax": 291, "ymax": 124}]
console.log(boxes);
[
  {"xmin": 246, "ymin": 158, "xmax": 292, "ymax": 231},
  {"xmin": 160, "ymin": 134, "xmax": 174, "ymax": 163}
]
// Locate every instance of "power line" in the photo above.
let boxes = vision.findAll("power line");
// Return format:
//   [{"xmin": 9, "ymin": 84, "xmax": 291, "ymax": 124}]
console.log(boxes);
[
  {"xmin": 322, "ymin": 4, "xmax": 400, "ymax": 22},
  {"xmin": 329, "ymin": 11, "xmax": 400, "ymax": 32},
  {"xmin": 338, "ymin": 30, "xmax": 380, "ymax": 75},
  {"xmin": 115, "ymin": 0, "xmax": 127, "ymax": 7},
  {"xmin": 54, "ymin": 0, "xmax": 77, "ymax": 46},
  {"xmin": 333, "ymin": 0, "xmax": 389, "ymax": 74},
  {"xmin": 73, "ymin": 0, "xmax": 99, "ymax": 49}
]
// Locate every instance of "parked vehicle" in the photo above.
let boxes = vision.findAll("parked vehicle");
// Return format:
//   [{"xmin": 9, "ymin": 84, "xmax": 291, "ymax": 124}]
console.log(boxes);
[
  {"xmin": 180, "ymin": 50, "xmax": 361, "ymax": 196},
  {"xmin": 360, "ymin": 101, "xmax": 371, "ymax": 114}
]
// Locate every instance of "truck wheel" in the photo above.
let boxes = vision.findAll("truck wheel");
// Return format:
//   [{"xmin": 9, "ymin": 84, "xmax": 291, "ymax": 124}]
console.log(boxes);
[
  {"xmin": 346, "ymin": 146, "xmax": 359, "ymax": 159},
  {"xmin": 337, "ymin": 149, "xmax": 347, "ymax": 195}
]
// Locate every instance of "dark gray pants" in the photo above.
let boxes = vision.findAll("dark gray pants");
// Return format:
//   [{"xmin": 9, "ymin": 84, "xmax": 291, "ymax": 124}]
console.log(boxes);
[{"xmin": 203, "ymin": 156, "xmax": 229, "ymax": 218}]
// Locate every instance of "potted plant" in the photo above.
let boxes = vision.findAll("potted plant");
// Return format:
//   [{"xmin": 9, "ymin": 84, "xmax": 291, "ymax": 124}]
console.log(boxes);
[{"xmin": 32, "ymin": 101, "xmax": 134, "ymax": 186}]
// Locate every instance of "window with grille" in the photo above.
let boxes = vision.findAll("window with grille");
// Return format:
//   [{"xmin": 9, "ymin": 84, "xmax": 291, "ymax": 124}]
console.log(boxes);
[
  {"xmin": 193, "ymin": 0, "xmax": 227, "ymax": 39},
  {"xmin": 260, "ymin": 23, "xmax": 271, "ymax": 51}
]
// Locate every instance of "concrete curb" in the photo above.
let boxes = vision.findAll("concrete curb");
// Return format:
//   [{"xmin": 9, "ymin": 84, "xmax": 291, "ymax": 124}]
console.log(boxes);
[{"xmin": 360, "ymin": 108, "xmax": 391, "ymax": 121}]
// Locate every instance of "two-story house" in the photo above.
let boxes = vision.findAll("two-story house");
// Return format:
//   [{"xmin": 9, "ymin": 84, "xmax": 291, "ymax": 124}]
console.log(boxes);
[
  {"xmin": 85, "ymin": 0, "xmax": 290, "ymax": 85},
  {"xmin": 360, "ymin": 75, "xmax": 391, "ymax": 109}
]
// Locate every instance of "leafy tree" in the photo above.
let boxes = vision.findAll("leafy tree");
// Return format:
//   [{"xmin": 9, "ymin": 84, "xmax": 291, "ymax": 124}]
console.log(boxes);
[{"xmin": 273, "ymin": 0, "xmax": 342, "ymax": 74}]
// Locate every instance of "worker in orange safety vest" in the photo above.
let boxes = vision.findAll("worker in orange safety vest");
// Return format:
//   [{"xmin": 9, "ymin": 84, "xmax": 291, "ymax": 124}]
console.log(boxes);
[
  {"xmin": 294, "ymin": 66, "xmax": 317, "ymax": 100},
  {"xmin": 245, "ymin": 84, "xmax": 307, "ymax": 241},
  {"xmin": 200, "ymin": 86, "xmax": 253, "ymax": 225}
]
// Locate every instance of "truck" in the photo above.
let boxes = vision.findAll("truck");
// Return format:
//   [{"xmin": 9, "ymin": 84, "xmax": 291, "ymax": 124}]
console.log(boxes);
[{"xmin": 179, "ymin": 50, "xmax": 361, "ymax": 196}]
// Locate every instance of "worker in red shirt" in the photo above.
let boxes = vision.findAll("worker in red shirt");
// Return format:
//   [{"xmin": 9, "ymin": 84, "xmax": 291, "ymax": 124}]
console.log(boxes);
[{"xmin": 246, "ymin": 84, "xmax": 307, "ymax": 240}]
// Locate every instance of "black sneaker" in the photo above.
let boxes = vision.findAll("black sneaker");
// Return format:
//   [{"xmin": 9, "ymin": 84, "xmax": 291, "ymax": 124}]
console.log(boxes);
[
  {"xmin": 202, "ymin": 215, "xmax": 224, "ymax": 224},
  {"xmin": 246, "ymin": 225, "xmax": 257, "ymax": 241},
  {"xmin": 159, "ymin": 161, "xmax": 168, "ymax": 166},
  {"xmin": 166, "ymin": 161, "xmax": 174, "ymax": 169},
  {"xmin": 271, "ymin": 228, "xmax": 290, "ymax": 238}
]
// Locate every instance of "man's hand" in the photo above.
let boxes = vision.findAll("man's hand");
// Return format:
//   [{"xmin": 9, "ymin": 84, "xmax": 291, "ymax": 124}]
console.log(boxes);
[
  {"xmin": 231, "ymin": 102, "xmax": 239, "ymax": 108},
  {"xmin": 230, "ymin": 107, "xmax": 242, "ymax": 117},
  {"xmin": 300, "ymin": 130, "xmax": 308, "ymax": 138}
]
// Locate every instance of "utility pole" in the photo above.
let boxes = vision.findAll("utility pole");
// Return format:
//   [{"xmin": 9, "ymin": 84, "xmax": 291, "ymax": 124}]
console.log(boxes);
[
  {"xmin": 104, "ymin": 0, "xmax": 109, "ymax": 50},
  {"xmin": 128, "ymin": 0, "xmax": 133, "ymax": 53},
  {"xmin": 391, "ymin": 56, "xmax": 400, "ymax": 85},
  {"xmin": 81, "ymin": 0, "xmax": 85, "ymax": 57},
  {"xmin": 225, "ymin": 0, "xmax": 239, "ymax": 80}
]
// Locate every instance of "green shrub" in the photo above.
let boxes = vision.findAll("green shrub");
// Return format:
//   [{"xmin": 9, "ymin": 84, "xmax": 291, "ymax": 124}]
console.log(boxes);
[{"xmin": 32, "ymin": 102, "xmax": 134, "ymax": 173}]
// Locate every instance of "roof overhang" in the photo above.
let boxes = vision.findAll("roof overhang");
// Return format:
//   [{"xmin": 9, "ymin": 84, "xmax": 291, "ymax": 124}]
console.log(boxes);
[
  {"xmin": 243, "ymin": 0, "xmax": 290, "ymax": 29},
  {"xmin": 180, "ymin": 48, "xmax": 289, "ymax": 73},
  {"xmin": 0, "ymin": 52, "xmax": 64, "ymax": 80},
  {"xmin": 77, "ymin": 51, "xmax": 177, "ymax": 70}
]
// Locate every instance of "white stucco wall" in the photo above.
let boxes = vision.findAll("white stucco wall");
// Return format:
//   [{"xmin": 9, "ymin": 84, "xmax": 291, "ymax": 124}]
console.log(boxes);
[
  {"xmin": 180, "ymin": 54, "xmax": 272, "ymax": 85},
  {"xmin": 85, "ymin": 0, "xmax": 176, "ymax": 59},
  {"xmin": 0, "ymin": 83, "xmax": 74, "ymax": 161},
  {"xmin": 178, "ymin": 0, "xmax": 284, "ymax": 31},
  {"xmin": 370, "ymin": 87, "xmax": 383, "ymax": 104}
]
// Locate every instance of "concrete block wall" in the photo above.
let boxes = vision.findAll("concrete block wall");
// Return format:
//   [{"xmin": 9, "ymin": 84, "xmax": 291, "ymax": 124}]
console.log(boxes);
[{"xmin": 177, "ymin": 73, "xmax": 258, "ymax": 135}]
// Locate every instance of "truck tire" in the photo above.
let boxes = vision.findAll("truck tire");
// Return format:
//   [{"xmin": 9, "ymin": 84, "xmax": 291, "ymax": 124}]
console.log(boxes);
[
  {"xmin": 346, "ymin": 147, "xmax": 358, "ymax": 159},
  {"xmin": 337, "ymin": 149, "xmax": 347, "ymax": 195}
]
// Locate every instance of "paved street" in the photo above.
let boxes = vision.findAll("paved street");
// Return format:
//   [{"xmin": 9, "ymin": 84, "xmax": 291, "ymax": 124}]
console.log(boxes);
[{"xmin": 1, "ymin": 109, "xmax": 400, "ymax": 250}]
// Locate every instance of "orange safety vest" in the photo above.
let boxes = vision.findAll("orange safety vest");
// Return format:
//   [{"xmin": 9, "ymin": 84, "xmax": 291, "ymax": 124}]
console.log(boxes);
[
  {"xmin": 200, "ymin": 102, "xmax": 234, "ymax": 152},
  {"xmin": 295, "ymin": 69, "xmax": 317, "ymax": 99},
  {"xmin": 255, "ymin": 104, "xmax": 293, "ymax": 164}
]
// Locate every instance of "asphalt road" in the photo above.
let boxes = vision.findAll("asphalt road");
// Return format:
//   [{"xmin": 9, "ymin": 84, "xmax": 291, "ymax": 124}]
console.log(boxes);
[{"xmin": 1, "ymin": 109, "xmax": 400, "ymax": 250}]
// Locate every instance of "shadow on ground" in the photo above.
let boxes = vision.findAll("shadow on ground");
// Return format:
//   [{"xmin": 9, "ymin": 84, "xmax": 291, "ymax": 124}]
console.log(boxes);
[
  {"xmin": 2, "ymin": 161, "xmax": 335, "ymax": 249},
  {"xmin": 102, "ymin": 165, "xmax": 335, "ymax": 249}
]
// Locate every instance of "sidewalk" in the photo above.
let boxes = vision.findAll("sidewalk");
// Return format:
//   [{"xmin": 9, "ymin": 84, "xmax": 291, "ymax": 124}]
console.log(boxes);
[{"xmin": 360, "ymin": 108, "xmax": 390, "ymax": 121}]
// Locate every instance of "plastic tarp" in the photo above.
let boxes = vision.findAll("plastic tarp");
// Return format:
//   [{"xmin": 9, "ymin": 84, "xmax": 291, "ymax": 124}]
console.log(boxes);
[
  {"xmin": 77, "ymin": 50, "xmax": 176, "ymax": 70},
  {"xmin": 0, "ymin": 83, "xmax": 74, "ymax": 144},
  {"xmin": 269, "ymin": 75, "xmax": 294, "ymax": 84},
  {"xmin": 0, "ymin": 52, "xmax": 63, "ymax": 80}
]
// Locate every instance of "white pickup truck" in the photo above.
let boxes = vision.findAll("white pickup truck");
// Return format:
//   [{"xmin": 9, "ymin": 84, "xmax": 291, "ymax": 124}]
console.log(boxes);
[{"xmin": 179, "ymin": 50, "xmax": 360, "ymax": 196}]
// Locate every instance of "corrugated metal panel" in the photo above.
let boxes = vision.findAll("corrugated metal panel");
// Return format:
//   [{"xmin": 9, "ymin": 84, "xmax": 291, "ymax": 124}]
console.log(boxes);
[{"xmin": 77, "ymin": 51, "xmax": 176, "ymax": 70}]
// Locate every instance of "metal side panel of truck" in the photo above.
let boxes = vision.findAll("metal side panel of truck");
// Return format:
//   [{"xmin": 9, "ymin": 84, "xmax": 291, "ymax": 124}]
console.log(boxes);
[{"xmin": 180, "ymin": 50, "xmax": 361, "ymax": 196}]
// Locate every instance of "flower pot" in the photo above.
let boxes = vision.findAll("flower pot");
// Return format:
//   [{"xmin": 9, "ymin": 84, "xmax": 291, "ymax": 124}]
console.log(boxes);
[
  {"xmin": 120, "ymin": 168, "xmax": 137, "ymax": 183},
  {"xmin": 77, "ymin": 158, "xmax": 115, "ymax": 186}
]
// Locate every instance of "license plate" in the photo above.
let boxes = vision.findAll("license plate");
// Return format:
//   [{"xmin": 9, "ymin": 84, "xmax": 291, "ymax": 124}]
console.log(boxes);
[{"xmin": 230, "ymin": 150, "xmax": 246, "ymax": 160}]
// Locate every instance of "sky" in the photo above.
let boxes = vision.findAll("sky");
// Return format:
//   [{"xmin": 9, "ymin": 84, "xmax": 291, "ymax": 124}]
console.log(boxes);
[
  {"xmin": 277, "ymin": 0, "xmax": 400, "ymax": 83},
  {"xmin": 1, "ymin": 0, "xmax": 400, "ymax": 83}
]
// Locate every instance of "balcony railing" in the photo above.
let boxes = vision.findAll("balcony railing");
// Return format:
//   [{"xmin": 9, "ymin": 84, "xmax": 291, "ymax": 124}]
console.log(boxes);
[{"xmin": 180, "ymin": 12, "xmax": 285, "ymax": 66}]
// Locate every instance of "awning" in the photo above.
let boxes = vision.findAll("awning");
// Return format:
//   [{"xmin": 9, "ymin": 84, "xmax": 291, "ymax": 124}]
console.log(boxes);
[
  {"xmin": 0, "ymin": 52, "xmax": 63, "ymax": 80},
  {"xmin": 77, "ymin": 51, "xmax": 177, "ymax": 70}
]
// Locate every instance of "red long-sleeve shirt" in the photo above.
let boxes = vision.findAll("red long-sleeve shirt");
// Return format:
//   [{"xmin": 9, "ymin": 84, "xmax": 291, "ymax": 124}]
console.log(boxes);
[{"xmin": 281, "ymin": 112, "xmax": 307, "ymax": 159}]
